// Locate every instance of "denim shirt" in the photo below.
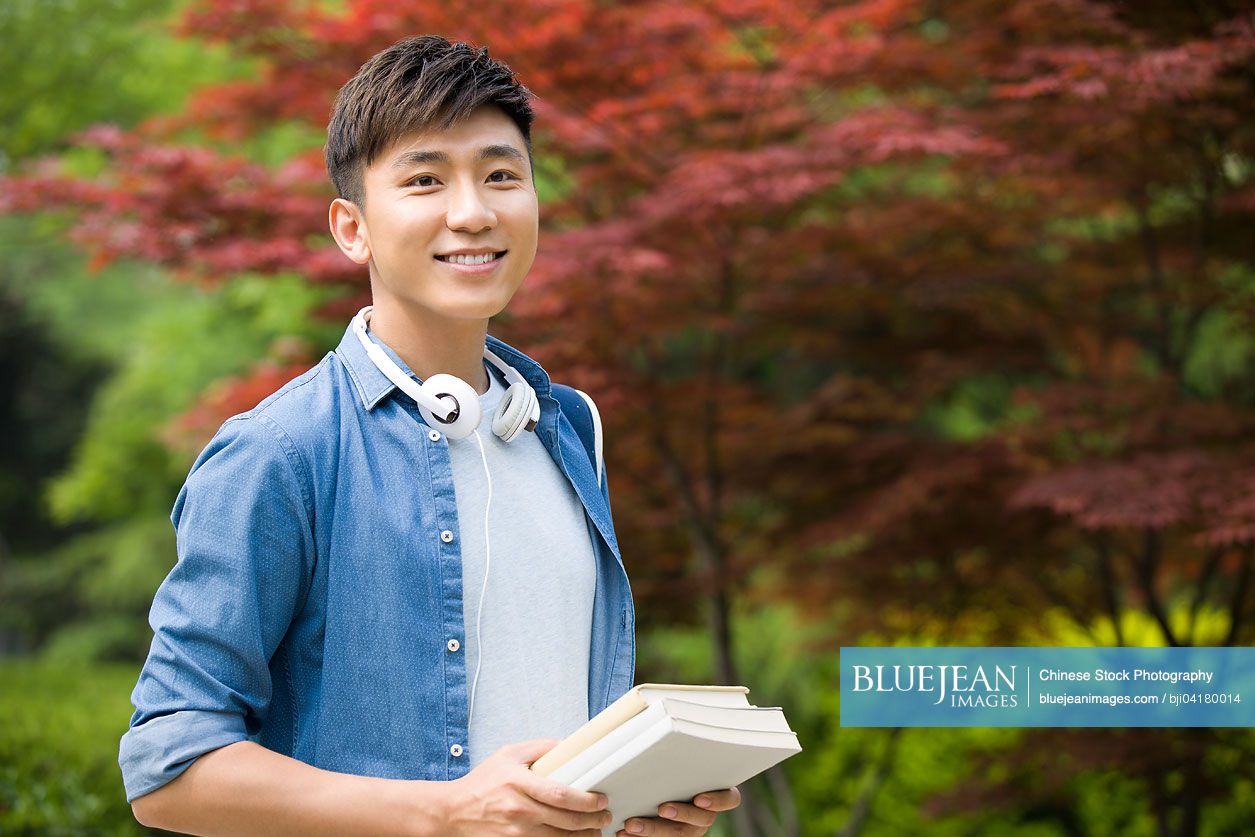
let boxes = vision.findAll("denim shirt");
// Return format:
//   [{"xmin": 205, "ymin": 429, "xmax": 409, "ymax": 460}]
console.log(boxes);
[{"xmin": 118, "ymin": 322, "xmax": 635, "ymax": 802}]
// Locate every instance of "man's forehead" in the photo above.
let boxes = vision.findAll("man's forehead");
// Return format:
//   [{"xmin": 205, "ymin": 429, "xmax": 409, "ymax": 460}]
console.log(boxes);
[{"xmin": 375, "ymin": 109, "xmax": 526, "ymax": 169}]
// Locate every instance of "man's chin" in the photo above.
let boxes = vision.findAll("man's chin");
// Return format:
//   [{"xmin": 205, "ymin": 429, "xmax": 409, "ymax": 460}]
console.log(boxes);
[
  {"xmin": 372, "ymin": 287, "xmax": 518, "ymax": 323},
  {"xmin": 411, "ymin": 298, "xmax": 516, "ymax": 324}
]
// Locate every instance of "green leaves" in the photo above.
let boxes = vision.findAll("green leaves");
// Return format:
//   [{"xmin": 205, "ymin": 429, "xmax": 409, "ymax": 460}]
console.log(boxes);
[
  {"xmin": 0, "ymin": 659, "xmax": 142, "ymax": 834},
  {"xmin": 0, "ymin": 0, "xmax": 240, "ymax": 165},
  {"xmin": 48, "ymin": 272, "xmax": 336, "ymax": 524}
]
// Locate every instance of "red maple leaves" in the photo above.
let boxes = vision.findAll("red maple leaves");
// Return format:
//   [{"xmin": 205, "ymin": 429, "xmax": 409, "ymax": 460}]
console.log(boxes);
[{"xmin": 5, "ymin": 0, "xmax": 1255, "ymax": 652}]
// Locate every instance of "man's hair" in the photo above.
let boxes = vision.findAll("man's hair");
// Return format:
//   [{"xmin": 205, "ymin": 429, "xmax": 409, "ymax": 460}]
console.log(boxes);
[{"xmin": 325, "ymin": 35, "xmax": 535, "ymax": 206}]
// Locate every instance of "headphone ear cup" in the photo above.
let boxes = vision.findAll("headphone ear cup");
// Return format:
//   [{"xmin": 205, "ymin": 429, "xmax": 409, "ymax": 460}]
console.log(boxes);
[
  {"xmin": 492, "ymin": 381, "xmax": 538, "ymax": 444},
  {"xmin": 419, "ymin": 373, "xmax": 482, "ymax": 440}
]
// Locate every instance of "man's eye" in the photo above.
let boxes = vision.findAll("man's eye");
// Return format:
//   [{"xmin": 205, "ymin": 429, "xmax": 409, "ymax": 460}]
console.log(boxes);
[
  {"xmin": 487, "ymin": 170, "xmax": 518, "ymax": 183},
  {"xmin": 409, "ymin": 175, "xmax": 438, "ymax": 188}
]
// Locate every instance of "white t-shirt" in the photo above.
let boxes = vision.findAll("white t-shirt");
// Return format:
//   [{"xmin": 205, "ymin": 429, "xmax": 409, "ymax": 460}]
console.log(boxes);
[{"xmin": 448, "ymin": 361, "xmax": 597, "ymax": 766}]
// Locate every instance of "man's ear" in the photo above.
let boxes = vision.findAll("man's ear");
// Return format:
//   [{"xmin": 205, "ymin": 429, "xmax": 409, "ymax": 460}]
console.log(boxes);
[{"xmin": 329, "ymin": 198, "xmax": 372, "ymax": 265}]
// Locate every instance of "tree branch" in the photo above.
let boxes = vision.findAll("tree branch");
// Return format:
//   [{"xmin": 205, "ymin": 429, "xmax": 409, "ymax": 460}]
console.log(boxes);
[
  {"xmin": 1222, "ymin": 544, "xmax": 1252, "ymax": 646},
  {"xmin": 741, "ymin": 766, "xmax": 800, "ymax": 837},
  {"xmin": 837, "ymin": 729, "xmax": 902, "ymax": 837},
  {"xmin": 1148, "ymin": 767, "xmax": 1172, "ymax": 837},
  {"xmin": 764, "ymin": 764, "xmax": 800, "ymax": 837},
  {"xmin": 1131, "ymin": 192, "xmax": 1174, "ymax": 372},
  {"xmin": 1176, "ymin": 129, "xmax": 1223, "ymax": 377},
  {"xmin": 1095, "ymin": 532, "xmax": 1125, "ymax": 645},
  {"xmin": 650, "ymin": 407, "xmax": 739, "ymax": 687},
  {"xmin": 1138, "ymin": 529, "xmax": 1181, "ymax": 647},
  {"xmin": 1187, "ymin": 547, "xmax": 1225, "ymax": 645},
  {"xmin": 1037, "ymin": 562, "xmax": 1104, "ymax": 645}
]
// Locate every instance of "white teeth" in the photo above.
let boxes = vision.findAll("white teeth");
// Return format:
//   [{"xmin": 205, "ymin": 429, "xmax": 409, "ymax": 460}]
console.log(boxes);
[{"xmin": 443, "ymin": 252, "xmax": 499, "ymax": 265}]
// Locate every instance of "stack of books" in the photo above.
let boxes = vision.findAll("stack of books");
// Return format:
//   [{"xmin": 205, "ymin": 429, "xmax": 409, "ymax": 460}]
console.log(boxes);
[{"xmin": 532, "ymin": 684, "xmax": 801, "ymax": 835}]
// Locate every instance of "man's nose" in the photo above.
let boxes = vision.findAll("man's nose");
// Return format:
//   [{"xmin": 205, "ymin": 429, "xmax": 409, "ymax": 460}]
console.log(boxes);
[{"xmin": 445, "ymin": 182, "xmax": 496, "ymax": 233}]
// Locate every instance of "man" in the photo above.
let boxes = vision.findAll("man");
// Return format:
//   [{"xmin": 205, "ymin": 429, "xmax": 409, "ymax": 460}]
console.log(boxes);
[{"xmin": 121, "ymin": 35, "xmax": 740, "ymax": 836}]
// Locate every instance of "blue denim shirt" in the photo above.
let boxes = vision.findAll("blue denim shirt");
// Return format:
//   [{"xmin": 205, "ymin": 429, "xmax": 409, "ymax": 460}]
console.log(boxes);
[{"xmin": 118, "ymin": 322, "xmax": 635, "ymax": 802}]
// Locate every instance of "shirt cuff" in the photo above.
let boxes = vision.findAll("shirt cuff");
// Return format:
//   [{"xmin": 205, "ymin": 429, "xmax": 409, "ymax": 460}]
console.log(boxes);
[{"xmin": 119, "ymin": 709, "xmax": 249, "ymax": 803}]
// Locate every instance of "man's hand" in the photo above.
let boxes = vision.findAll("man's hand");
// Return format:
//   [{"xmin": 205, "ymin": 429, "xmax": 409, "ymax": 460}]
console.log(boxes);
[
  {"xmin": 616, "ymin": 787, "xmax": 742, "ymax": 836},
  {"xmin": 444, "ymin": 739, "xmax": 613, "ymax": 836}
]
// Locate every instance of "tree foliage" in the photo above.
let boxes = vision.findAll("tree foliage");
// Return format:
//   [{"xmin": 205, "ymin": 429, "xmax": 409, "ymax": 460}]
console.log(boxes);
[
  {"xmin": 0, "ymin": 0, "xmax": 239, "ymax": 166},
  {"xmin": 0, "ymin": 0, "xmax": 331, "ymax": 660},
  {"xmin": 0, "ymin": 660, "xmax": 146, "ymax": 834},
  {"xmin": 4, "ymin": 1, "xmax": 1255, "ymax": 834}
]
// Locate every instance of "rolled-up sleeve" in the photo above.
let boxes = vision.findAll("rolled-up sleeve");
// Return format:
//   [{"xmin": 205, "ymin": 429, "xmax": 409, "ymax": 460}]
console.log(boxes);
[{"xmin": 119, "ymin": 413, "xmax": 314, "ymax": 802}]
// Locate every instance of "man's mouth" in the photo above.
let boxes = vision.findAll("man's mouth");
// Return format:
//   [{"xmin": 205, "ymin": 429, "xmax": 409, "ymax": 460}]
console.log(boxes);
[{"xmin": 435, "ymin": 251, "xmax": 507, "ymax": 266}]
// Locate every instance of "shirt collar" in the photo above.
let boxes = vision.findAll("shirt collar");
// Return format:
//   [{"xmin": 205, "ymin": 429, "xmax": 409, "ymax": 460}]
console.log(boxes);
[{"xmin": 334, "ymin": 320, "xmax": 554, "ymax": 412}]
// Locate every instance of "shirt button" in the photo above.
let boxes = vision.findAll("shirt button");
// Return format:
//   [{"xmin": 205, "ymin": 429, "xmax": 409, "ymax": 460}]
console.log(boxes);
[
  {"xmin": 440, "ymin": 530, "xmax": 454, "ymax": 543},
  {"xmin": 447, "ymin": 638, "xmax": 461, "ymax": 652},
  {"xmin": 428, "ymin": 430, "xmax": 441, "ymax": 442},
  {"xmin": 450, "ymin": 744, "xmax": 464, "ymax": 757}
]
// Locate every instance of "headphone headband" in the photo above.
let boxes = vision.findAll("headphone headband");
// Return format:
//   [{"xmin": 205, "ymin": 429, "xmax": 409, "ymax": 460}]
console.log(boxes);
[
  {"xmin": 351, "ymin": 307, "xmax": 456, "ymax": 420},
  {"xmin": 350, "ymin": 306, "xmax": 539, "ymax": 441}
]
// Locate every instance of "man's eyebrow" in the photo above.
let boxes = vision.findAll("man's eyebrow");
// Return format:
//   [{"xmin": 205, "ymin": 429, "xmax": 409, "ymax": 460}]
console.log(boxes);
[
  {"xmin": 476, "ymin": 144, "xmax": 528, "ymax": 165},
  {"xmin": 390, "ymin": 149, "xmax": 450, "ymax": 170},
  {"xmin": 390, "ymin": 144, "xmax": 527, "ymax": 171}
]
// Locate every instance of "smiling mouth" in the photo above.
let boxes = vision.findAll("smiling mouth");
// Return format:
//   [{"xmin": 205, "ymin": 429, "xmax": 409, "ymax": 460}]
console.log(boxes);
[{"xmin": 435, "ymin": 251, "xmax": 507, "ymax": 266}]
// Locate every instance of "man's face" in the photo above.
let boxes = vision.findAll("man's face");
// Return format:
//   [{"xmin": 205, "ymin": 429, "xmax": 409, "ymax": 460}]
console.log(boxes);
[{"xmin": 350, "ymin": 105, "xmax": 539, "ymax": 323}]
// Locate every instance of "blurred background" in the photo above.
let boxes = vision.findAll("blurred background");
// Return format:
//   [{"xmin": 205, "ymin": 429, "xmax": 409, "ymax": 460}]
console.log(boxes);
[{"xmin": 1, "ymin": 1, "xmax": 1253, "ymax": 834}]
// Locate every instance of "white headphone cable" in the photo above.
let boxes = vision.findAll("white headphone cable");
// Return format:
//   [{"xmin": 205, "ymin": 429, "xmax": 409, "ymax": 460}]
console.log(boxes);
[{"xmin": 466, "ymin": 427, "xmax": 493, "ymax": 730}]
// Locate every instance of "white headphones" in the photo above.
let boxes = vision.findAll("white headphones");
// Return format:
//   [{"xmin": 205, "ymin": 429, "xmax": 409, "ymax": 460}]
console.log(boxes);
[{"xmin": 351, "ymin": 306, "xmax": 540, "ymax": 442}]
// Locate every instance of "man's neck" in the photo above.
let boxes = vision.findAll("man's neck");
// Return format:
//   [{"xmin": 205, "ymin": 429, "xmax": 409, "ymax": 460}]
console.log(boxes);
[{"xmin": 366, "ymin": 301, "xmax": 491, "ymax": 396}]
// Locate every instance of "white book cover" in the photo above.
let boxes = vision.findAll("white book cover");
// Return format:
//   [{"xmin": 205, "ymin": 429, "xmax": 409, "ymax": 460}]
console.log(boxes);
[
  {"xmin": 568, "ymin": 707, "xmax": 802, "ymax": 836},
  {"xmin": 532, "ymin": 684, "xmax": 752, "ymax": 777},
  {"xmin": 549, "ymin": 698, "xmax": 789, "ymax": 786},
  {"xmin": 549, "ymin": 701, "xmax": 669, "ymax": 786}
]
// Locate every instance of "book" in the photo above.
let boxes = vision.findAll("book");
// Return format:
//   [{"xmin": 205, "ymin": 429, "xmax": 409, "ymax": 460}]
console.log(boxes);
[
  {"xmin": 532, "ymin": 684, "xmax": 801, "ymax": 836},
  {"xmin": 531, "ymin": 684, "xmax": 752, "ymax": 776}
]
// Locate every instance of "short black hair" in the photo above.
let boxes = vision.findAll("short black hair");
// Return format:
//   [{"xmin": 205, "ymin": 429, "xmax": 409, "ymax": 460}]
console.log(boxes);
[{"xmin": 325, "ymin": 35, "xmax": 534, "ymax": 205}]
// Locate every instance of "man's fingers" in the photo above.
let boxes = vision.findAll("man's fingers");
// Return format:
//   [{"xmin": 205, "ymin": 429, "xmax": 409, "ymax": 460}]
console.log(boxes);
[
  {"xmin": 655, "ymin": 801, "xmax": 717, "ymax": 828},
  {"xmin": 524, "ymin": 774, "xmax": 609, "ymax": 813},
  {"xmin": 692, "ymin": 787, "xmax": 741, "ymax": 812},
  {"xmin": 533, "ymin": 797, "xmax": 614, "ymax": 832},
  {"xmin": 486, "ymin": 785, "xmax": 605, "ymax": 834},
  {"xmin": 499, "ymin": 737, "xmax": 562, "ymax": 764},
  {"xmin": 617, "ymin": 818, "xmax": 697, "ymax": 836},
  {"xmin": 536, "ymin": 827, "xmax": 600, "ymax": 837},
  {"xmin": 617, "ymin": 788, "xmax": 742, "ymax": 836}
]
